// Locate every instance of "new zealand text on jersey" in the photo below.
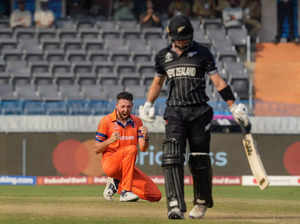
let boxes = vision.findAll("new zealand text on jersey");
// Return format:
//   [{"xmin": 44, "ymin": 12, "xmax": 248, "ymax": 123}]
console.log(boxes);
[{"xmin": 166, "ymin": 66, "xmax": 196, "ymax": 78}]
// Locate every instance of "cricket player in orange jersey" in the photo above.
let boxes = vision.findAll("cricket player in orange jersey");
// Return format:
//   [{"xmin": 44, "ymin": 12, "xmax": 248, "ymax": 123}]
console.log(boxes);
[{"xmin": 94, "ymin": 91, "xmax": 161, "ymax": 202}]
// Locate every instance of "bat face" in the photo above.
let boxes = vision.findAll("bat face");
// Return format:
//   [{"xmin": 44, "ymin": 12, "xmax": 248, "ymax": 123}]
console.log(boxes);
[
  {"xmin": 243, "ymin": 137, "xmax": 253, "ymax": 156},
  {"xmin": 242, "ymin": 134, "xmax": 269, "ymax": 190}
]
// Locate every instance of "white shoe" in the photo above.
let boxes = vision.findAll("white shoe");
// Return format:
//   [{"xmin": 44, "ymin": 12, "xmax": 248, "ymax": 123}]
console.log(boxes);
[
  {"xmin": 103, "ymin": 177, "xmax": 117, "ymax": 200},
  {"xmin": 168, "ymin": 207, "xmax": 184, "ymax": 219},
  {"xmin": 189, "ymin": 204, "xmax": 207, "ymax": 219},
  {"xmin": 120, "ymin": 191, "xmax": 139, "ymax": 202}
]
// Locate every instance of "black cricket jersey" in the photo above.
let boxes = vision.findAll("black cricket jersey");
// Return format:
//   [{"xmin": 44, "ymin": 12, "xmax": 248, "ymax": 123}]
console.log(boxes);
[{"xmin": 154, "ymin": 41, "xmax": 217, "ymax": 106}]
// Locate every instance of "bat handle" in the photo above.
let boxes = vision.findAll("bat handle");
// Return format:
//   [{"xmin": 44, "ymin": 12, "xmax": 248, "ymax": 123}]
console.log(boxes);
[{"xmin": 240, "ymin": 122, "xmax": 252, "ymax": 134}]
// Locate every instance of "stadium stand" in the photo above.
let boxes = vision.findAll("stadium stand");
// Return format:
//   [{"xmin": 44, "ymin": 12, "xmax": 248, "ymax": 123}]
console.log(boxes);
[{"xmin": 0, "ymin": 17, "xmax": 251, "ymax": 115}]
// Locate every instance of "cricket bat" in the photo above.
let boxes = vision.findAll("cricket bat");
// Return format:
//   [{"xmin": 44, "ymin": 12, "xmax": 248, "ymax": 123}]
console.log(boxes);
[{"xmin": 241, "ymin": 125, "xmax": 269, "ymax": 190}]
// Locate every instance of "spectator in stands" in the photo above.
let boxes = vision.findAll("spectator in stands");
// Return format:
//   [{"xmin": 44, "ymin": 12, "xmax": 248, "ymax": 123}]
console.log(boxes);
[
  {"xmin": 214, "ymin": 0, "xmax": 230, "ymax": 18},
  {"xmin": 113, "ymin": 0, "xmax": 136, "ymax": 21},
  {"xmin": 168, "ymin": 0, "xmax": 191, "ymax": 18},
  {"xmin": 34, "ymin": 0, "xmax": 55, "ymax": 28},
  {"xmin": 139, "ymin": 0, "xmax": 161, "ymax": 28},
  {"xmin": 222, "ymin": 0, "xmax": 243, "ymax": 28},
  {"xmin": 192, "ymin": 0, "xmax": 216, "ymax": 22},
  {"xmin": 241, "ymin": 0, "xmax": 262, "ymax": 43},
  {"xmin": 9, "ymin": 0, "xmax": 32, "ymax": 28},
  {"xmin": 274, "ymin": 0, "xmax": 298, "ymax": 43}
]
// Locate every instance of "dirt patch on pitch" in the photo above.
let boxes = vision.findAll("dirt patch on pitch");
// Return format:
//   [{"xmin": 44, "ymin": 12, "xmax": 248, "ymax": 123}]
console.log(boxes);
[{"xmin": 0, "ymin": 200, "xmax": 166, "ymax": 218}]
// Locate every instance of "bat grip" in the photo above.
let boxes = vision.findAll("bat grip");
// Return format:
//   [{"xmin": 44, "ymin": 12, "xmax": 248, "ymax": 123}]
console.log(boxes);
[{"xmin": 240, "ymin": 122, "xmax": 252, "ymax": 134}]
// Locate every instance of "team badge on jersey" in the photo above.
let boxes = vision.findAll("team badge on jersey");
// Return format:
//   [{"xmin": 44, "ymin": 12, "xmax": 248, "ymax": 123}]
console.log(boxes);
[{"xmin": 165, "ymin": 52, "xmax": 174, "ymax": 63}]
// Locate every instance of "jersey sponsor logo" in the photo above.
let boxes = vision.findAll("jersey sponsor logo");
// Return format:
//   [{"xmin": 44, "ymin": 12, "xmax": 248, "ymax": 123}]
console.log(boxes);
[
  {"xmin": 166, "ymin": 66, "xmax": 196, "ymax": 78},
  {"xmin": 165, "ymin": 52, "xmax": 174, "ymax": 63},
  {"xmin": 119, "ymin": 135, "xmax": 135, "ymax": 141}
]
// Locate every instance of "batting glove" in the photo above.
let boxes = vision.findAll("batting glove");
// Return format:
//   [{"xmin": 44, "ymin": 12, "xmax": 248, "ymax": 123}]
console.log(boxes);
[
  {"xmin": 230, "ymin": 103, "xmax": 251, "ymax": 131},
  {"xmin": 139, "ymin": 101, "xmax": 155, "ymax": 122}
]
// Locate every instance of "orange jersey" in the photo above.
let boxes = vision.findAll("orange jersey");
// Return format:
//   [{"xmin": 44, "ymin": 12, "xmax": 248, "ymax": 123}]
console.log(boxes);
[{"xmin": 96, "ymin": 110, "xmax": 144, "ymax": 154}]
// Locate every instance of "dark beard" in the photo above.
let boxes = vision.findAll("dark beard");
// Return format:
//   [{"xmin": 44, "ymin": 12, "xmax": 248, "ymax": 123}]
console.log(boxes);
[{"xmin": 117, "ymin": 110, "xmax": 129, "ymax": 121}]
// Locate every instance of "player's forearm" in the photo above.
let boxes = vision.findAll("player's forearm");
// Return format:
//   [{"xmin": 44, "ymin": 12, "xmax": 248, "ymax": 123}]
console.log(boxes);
[
  {"xmin": 147, "ymin": 76, "xmax": 165, "ymax": 103},
  {"xmin": 139, "ymin": 138, "xmax": 149, "ymax": 152},
  {"xmin": 94, "ymin": 138, "xmax": 114, "ymax": 154},
  {"xmin": 210, "ymin": 73, "xmax": 235, "ymax": 107}
]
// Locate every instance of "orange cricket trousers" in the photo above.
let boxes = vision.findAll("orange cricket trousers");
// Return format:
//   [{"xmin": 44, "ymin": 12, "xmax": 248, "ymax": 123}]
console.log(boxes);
[{"xmin": 101, "ymin": 145, "xmax": 161, "ymax": 202}]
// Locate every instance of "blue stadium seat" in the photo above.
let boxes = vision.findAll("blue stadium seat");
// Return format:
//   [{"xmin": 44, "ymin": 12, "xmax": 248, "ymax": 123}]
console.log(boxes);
[
  {"xmin": 89, "ymin": 100, "xmax": 114, "ymax": 115},
  {"xmin": 45, "ymin": 100, "xmax": 68, "ymax": 115},
  {"xmin": 23, "ymin": 100, "xmax": 46, "ymax": 115},
  {"xmin": 1, "ymin": 100, "xmax": 23, "ymax": 115},
  {"xmin": 67, "ymin": 100, "xmax": 91, "ymax": 115}
]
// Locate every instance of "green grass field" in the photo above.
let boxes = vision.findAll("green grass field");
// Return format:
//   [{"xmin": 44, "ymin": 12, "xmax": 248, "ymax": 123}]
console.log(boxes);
[{"xmin": 0, "ymin": 185, "xmax": 299, "ymax": 224}]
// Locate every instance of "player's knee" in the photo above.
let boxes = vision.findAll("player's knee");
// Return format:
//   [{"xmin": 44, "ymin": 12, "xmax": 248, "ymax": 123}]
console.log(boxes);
[
  {"xmin": 189, "ymin": 154, "xmax": 211, "ymax": 174},
  {"xmin": 148, "ymin": 192, "xmax": 162, "ymax": 202},
  {"xmin": 102, "ymin": 165, "xmax": 115, "ymax": 177},
  {"xmin": 162, "ymin": 138, "xmax": 184, "ymax": 167}
]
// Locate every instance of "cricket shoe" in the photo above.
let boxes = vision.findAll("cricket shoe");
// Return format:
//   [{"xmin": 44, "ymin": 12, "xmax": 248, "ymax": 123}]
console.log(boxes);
[
  {"xmin": 168, "ymin": 207, "xmax": 184, "ymax": 219},
  {"xmin": 120, "ymin": 190, "xmax": 139, "ymax": 202},
  {"xmin": 103, "ymin": 177, "xmax": 118, "ymax": 200},
  {"xmin": 189, "ymin": 203, "xmax": 207, "ymax": 219}
]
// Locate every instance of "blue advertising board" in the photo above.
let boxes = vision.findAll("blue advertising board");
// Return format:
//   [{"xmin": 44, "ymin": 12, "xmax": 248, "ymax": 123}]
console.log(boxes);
[{"xmin": 0, "ymin": 176, "xmax": 36, "ymax": 185}]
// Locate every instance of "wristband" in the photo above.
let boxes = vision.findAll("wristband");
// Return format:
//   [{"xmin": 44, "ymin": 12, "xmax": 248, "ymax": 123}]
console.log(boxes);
[{"xmin": 218, "ymin": 85, "xmax": 235, "ymax": 101}]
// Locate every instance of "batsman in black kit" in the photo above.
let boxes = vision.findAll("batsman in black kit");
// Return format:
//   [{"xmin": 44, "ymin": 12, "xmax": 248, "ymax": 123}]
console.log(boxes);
[{"xmin": 139, "ymin": 15, "xmax": 250, "ymax": 219}]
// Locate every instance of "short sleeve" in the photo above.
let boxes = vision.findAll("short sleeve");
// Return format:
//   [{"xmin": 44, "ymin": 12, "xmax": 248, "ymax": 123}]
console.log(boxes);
[
  {"xmin": 135, "ymin": 117, "xmax": 144, "ymax": 138},
  {"xmin": 203, "ymin": 49, "xmax": 218, "ymax": 75},
  {"xmin": 154, "ymin": 52, "xmax": 167, "ymax": 76},
  {"xmin": 95, "ymin": 117, "xmax": 108, "ymax": 142}
]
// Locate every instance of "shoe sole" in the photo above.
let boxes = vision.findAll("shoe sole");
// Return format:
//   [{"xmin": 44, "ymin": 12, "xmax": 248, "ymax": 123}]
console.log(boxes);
[
  {"xmin": 120, "ymin": 197, "xmax": 139, "ymax": 202},
  {"xmin": 168, "ymin": 211, "xmax": 184, "ymax": 219},
  {"xmin": 168, "ymin": 214, "xmax": 184, "ymax": 219},
  {"xmin": 189, "ymin": 215, "xmax": 204, "ymax": 219}
]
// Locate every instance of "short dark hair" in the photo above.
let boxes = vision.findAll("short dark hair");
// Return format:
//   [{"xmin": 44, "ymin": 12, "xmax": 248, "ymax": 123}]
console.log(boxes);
[{"xmin": 116, "ymin": 91, "xmax": 133, "ymax": 102}]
